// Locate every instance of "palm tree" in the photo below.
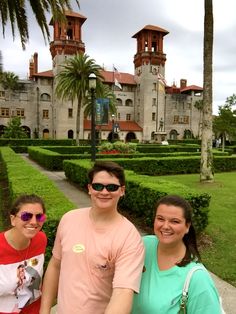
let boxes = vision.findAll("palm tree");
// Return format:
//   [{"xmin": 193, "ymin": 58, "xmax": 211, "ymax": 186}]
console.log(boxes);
[
  {"xmin": 55, "ymin": 53, "xmax": 104, "ymax": 143},
  {"xmin": 0, "ymin": 71, "xmax": 19, "ymax": 90},
  {"xmin": 194, "ymin": 99, "xmax": 203, "ymax": 138},
  {"xmin": 200, "ymin": 0, "xmax": 214, "ymax": 182},
  {"xmin": 0, "ymin": 0, "xmax": 79, "ymax": 49}
]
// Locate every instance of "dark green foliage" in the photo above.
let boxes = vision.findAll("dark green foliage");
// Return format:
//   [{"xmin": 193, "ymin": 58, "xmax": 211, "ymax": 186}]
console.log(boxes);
[
  {"xmin": 63, "ymin": 160, "xmax": 211, "ymax": 234},
  {"xmin": 1, "ymin": 117, "xmax": 28, "ymax": 139},
  {"xmin": 0, "ymin": 138, "xmax": 76, "ymax": 147}
]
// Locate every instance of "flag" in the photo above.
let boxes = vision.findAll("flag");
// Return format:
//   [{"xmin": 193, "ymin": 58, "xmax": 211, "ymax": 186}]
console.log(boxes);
[
  {"xmin": 157, "ymin": 72, "xmax": 167, "ymax": 86},
  {"xmin": 113, "ymin": 65, "xmax": 119, "ymax": 73},
  {"xmin": 114, "ymin": 78, "xmax": 122, "ymax": 90}
]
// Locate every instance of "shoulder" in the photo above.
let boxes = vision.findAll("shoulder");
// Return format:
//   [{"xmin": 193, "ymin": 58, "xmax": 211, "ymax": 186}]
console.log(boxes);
[
  {"xmin": 187, "ymin": 263, "xmax": 217, "ymax": 290},
  {"xmin": 60, "ymin": 207, "xmax": 89, "ymax": 222},
  {"xmin": 143, "ymin": 235, "xmax": 158, "ymax": 248}
]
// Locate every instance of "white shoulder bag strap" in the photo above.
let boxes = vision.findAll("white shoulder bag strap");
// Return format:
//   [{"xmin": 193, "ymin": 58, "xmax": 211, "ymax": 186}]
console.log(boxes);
[{"xmin": 179, "ymin": 265, "xmax": 226, "ymax": 314}]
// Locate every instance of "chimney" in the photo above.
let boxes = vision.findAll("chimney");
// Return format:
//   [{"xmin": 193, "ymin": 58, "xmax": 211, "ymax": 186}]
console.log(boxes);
[
  {"xmin": 180, "ymin": 79, "xmax": 187, "ymax": 89},
  {"xmin": 29, "ymin": 56, "xmax": 34, "ymax": 80},
  {"xmin": 33, "ymin": 52, "xmax": 38, "ymax": 74}
]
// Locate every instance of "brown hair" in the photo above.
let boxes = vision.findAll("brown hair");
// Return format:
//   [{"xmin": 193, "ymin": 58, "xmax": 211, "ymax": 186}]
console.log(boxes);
[
  {"xmin": 155, "ymin": 195, "xmax": 201, "ymax": 266},
  {"xmin": 88, "ymin": 161, "xmax": 125, "ymax": 186},
  {"xmin": 10, "ymin": 194, "xmax": 46, "ymax": 215}
]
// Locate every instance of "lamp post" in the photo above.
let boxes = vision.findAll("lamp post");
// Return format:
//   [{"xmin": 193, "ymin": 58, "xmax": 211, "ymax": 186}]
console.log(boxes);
[
  {"xmin": 89, "ymin": 73, "xmax": 97, "ymax": 161},
  {"xmin": 111, "ymin": 114, "xmax": 115, "ymax": 143}
]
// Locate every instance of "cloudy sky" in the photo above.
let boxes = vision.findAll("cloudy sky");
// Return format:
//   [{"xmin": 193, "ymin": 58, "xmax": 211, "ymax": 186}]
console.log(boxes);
[{"xmin": 1, "ymin": 0, "xmax": 236, "ymax": 114}]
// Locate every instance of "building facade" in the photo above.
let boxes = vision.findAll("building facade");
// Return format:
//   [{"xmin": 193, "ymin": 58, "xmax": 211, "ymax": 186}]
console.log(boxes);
[{"xmin": 0, "ymin": 11, "xmax": 203, "ymax": 142}]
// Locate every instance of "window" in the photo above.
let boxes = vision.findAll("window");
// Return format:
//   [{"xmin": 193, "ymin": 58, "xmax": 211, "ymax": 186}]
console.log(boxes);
[
  {"xmin": 173, "ymin": 115, "xmax": 179, "ymax": 123},
  {"xmin": 40, "ymin": 93, "xmax": 51, "ymax": 101},
  {"xmin": 137, "ymin": 112, "xmax": 140, "ymax": 122},
  {"xmin": 0, "ymin": 91, "xmax": 5, "ymax": 98},
  {"xmin": 0, "ymin": 108, "xmax": 10, "ymax": 117},
  {"xmin": 116, "ymin": 98, "xmax": 122, "ymax": 106},
  {"xmin": 117, "ymin": 113, "xmax": 121, "ymax": 120},
  {"xmin": 152, "ymin": 98, "xmax": 156, "ymax": 106},
  {"xmin": 183, "ymin": 116, "xmax": 189, "ymax": 124},
  {"xmin": 126, "ymin": 114, "xmax": 131, "ymax": 121},
  {"xmin": 153, "ymin": 83, "xmax": 157, "ymax": 91},
  {"xmin": 16, "ymin": 108, "xmax": 25, "ymax": 117},
  {"xmin": 43, "ymin": 110, "xmax": 49, "ymax": 119},
  {"xmin": 125, "ymin": 99, "xmax": 133, "ymax": 107},
  {"xmin": 68, "ymin": 108, "xmax": 73, "ymax": 118},
  {"xmin": 152, "ymin": 112, "xmax": 156, "ymax": 121}
]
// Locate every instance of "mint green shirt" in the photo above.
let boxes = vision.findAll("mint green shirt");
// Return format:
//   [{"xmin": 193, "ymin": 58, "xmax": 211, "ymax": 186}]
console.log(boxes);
[{"xmin": 132, "ymin": 235, "xmax": 221, "ymax": 314}]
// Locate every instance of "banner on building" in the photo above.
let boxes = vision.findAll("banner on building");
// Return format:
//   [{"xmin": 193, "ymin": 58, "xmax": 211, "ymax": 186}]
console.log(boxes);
[{"xmin": 96, "ymin": 98, "xmax": 109, "ymax": 125}]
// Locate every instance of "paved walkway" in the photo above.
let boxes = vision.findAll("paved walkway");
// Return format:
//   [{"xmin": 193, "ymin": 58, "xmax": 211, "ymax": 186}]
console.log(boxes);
[{"xmin": 21, "ymin": 154, "xmax": 236, "ymax": 314}]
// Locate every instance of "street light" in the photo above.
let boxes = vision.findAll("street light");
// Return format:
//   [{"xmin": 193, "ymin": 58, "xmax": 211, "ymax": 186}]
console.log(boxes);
[
  {"xmin": 89, "ymin": 73, "xmax": 97, "ymax": 161},
  {"xmin": 111, "ymin": 114, "xmax": 115, "ymax": 143}
]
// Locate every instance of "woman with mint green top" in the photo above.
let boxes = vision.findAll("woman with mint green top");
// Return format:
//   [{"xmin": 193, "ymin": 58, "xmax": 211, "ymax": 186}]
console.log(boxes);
[{"xmin": 132, "ymin": 195, "xmax": 222, "ymax": 314}]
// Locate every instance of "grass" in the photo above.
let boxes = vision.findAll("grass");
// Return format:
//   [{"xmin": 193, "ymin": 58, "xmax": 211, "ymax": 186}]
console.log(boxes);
[{"xmin": 153, "ymin": 172, "xmax": 236, "ymax": 287}]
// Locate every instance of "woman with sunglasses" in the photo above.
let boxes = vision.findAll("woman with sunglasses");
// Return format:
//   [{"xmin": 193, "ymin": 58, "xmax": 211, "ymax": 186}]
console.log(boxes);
[
  {"xmin": 0, "ymin": 194, "xmax": 47, "ymax": 314},
  {"xmin": 40, "ymin": 161, "xmax": 144, "ymax": 314}
]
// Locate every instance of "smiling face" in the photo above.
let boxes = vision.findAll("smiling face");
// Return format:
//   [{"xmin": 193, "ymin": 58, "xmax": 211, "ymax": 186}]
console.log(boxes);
[
  {"xmin": 88, "ymin": 170, "xmax": 125, "ymax": 212},
  {"xmin": 10, "ymin": 202, "xmax": 45, "ymax": 240},
  {"xmin": 154, "ymin": 203, "xmax": 190, "ymax": 247}
]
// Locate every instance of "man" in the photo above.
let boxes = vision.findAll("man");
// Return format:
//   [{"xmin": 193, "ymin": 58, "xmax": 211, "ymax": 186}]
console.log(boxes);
[{"xmin": 40, "ymin": 161, "xmax": 144, "ymax": 314}]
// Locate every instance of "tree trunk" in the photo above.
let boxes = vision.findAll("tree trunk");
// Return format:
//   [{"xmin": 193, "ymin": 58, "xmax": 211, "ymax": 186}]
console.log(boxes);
[
  {"xmin": 76, "ymin": 100, "xmax": 82, "ymax": 144},
  {"xmin": 200, "ymin": 0, "xmax": 214, "ymax": 182}
]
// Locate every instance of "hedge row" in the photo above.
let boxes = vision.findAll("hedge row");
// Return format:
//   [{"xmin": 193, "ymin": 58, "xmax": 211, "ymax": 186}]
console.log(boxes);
[
  {"xmin": 63, "ymin": 159, "xmax": 211, "ymax": 233},
  {"xmin": 28, "ymin": 146, "xmax": 229, "ymax": 171},
  {"xmin": 0, "ymin": 147, "xmax": 75, "ymax": 263},
  {"xmin": 100, "ymin": 155, "xmax": 236, "ymax": 175}
]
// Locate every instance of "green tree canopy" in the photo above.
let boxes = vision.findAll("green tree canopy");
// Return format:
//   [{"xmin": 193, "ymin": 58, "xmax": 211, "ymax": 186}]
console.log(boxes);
[
  {"xmin": 0, "ymin": 0, "xmax": 79, "ymax": 49},
  {"xmin": 0, "ymin": 71, "xmax": 19, "ymax": 90},
  {"xmin": 55, "ymin": 53, "xmax": 104, "ymax": 143},
  {"xmin": 213, "ymin": 94, "xmax": 236, "ymax": 150},
  {"xmin": 2, "ymin": 117, "xmax": 28, "ymax": 138}
]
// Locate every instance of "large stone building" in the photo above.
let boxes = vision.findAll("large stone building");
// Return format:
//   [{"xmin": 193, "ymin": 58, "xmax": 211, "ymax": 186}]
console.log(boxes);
[{"xmin": 0, "ymin": 11, "xmax": 203, "ymax": 142}]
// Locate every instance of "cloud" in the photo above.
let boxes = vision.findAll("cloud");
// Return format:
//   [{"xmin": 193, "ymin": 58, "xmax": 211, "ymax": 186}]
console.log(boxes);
[{"xmin": 1, "ymin": 0, "xmax": 236, "ymax": 114}]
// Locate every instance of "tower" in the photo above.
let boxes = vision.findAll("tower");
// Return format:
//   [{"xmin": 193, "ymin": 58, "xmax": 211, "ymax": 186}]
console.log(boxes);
[
  {"xmin": 49, "ymin": 10, "xmax": 87, "ymax": 75},
  {"xmin": 132, "ymin": 25, "xmax": 169, "ymax": 142}
]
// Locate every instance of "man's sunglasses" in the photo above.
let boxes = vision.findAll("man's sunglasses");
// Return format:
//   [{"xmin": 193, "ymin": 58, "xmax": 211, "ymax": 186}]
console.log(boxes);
[
  {"xmin": 91, "ymin": 183, "xmax": 121, "ymax": 192},
  {"xmin": 16, "ymin": 211, "xmax": 46, "ymax": 223}
]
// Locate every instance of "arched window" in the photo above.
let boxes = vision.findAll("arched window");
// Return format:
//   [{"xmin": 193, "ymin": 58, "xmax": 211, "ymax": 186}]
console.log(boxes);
[
  {"xmin": 169, "ymin": 129, "xmax": 178, "ymax": 140},
  {"xmin": 0, "ymin": 125, "xmax": 6, "ymax": 137},
  {"xmin": 40, "ymin": 93, "xmax": 51, "ymax": 101},
  {"xmin": 21, "ymin": 125, "xmax": 31, "ymax": 138},
  {"xmin": 125, "ymin": 99, "xmax": 133, "ymax": 107},
  {"xmin": 116, "ymin": 98, "xmax": 122, "ymax": 106},
  {"xmin": 184, "ymin": 129, "xmax": 193, "ymax": 139},
  {"xmin": 43, "ymin": 128, "xmax": 49, "ymax": 139},
  {"xmin": 68, "ymin": 130, "xmax": 74, "ymax": 139}
]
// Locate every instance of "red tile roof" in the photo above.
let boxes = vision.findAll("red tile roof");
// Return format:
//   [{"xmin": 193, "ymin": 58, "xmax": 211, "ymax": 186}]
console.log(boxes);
[
  {"xmin": 84, "ymin": 120, "xmax": 142, "ymax": 131},
  {"xmin": 181, "ymin": 85, "xmax": 203, "ymax": 92},
  {"xmin": 49, "ymin": 10, "xmax": 87, "ymax": 25},
  {"xmin": 100, "ymin": 70, "xmax": 136, "ymax": 85},
  {"xmin": 132, "ymin": 24, "xmax": 169, "ymax": 38}
]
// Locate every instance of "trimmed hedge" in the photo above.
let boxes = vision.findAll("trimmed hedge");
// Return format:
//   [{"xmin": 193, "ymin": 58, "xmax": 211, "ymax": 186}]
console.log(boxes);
[
  {"xmin": 63, "ymin": 159, "xmax": 211, "ymax": 234},
  {"xmin": 0, "ymin": 147, "xmax": 75, "ymax": 264},
  {"xmin": 28, "ymin": 146, "xmax": 229, "ymax": 171}
]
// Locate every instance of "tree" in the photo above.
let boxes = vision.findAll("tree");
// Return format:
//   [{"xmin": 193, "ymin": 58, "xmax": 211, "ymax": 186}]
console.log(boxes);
[
  {"xmin": 194, "ymin": 99, "xmax": 203, "ymax": 138},
  {"xmin": 0, "ymin": 51, "xmax": 2, "ymax": 74},
  {"xmin": 2, "ymin": 117, "xmax": 27, "ymax": 138},
  {"xmin": 0, "ymin": 0, "xmax": 79, "ymax": 49},
  {"xmin": 55, "ymin": 53, "xmax": 104, "ymax": 143},
  {"xmin": 0, "ymin": 71, "xmax": 19, "ymax": 90},
  {"xmin": 200, "ymin": 0, "xmax": 214, "ymax": 182},
  {"xmin": 213, "ymin": 95, "xmax": 236, "ymax": 151}
]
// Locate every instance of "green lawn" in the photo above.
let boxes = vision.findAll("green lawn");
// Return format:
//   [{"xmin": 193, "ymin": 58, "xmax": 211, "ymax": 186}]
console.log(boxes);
[{"xmin": 154, "ymin": 172, "xmax": 236, "ymax": 287}]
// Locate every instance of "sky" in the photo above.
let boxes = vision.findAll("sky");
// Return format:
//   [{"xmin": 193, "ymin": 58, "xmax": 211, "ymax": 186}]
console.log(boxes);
[{"xmin": 1, "ymin": 0, "xmax": 236, "ymax": 115}]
